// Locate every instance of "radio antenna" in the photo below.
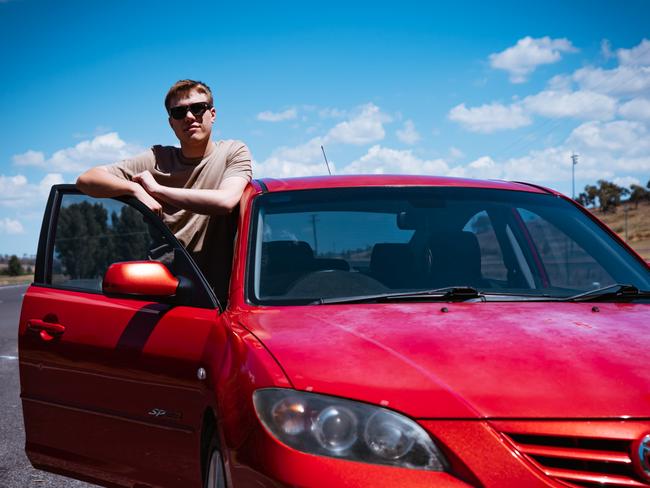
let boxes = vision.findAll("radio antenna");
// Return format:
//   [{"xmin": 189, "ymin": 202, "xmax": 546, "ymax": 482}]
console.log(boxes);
[{"xmin": 321, "ymin": 145, "xmax": 332, "ymax": 175}]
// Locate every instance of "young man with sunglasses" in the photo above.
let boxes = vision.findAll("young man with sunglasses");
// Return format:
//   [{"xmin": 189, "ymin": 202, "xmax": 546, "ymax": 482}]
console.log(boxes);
[{"xmin": 76, "ymin": 79, "xmax": 252, "ymax": 300}]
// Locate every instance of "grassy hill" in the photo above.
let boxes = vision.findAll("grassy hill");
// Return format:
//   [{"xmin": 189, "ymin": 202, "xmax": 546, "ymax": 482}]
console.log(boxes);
[{"xmin": 590, "ymin": 201, "xmax": 650, "ymax": 260}]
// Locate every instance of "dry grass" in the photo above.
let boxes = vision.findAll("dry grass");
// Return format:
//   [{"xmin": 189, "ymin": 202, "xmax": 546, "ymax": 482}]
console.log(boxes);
[
  {"xmin": 591, "ymin": 201, "xmax": 650, "ymax": 259},
  {"xmin": 0, "ymin": 274, "xmax": 33, "ymax": 286}
]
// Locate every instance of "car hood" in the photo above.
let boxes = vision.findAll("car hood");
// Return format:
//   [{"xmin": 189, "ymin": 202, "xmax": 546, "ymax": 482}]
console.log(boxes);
[{"xmin": 237, "ymin": 302, "xmax": 650, "ymax": 419}]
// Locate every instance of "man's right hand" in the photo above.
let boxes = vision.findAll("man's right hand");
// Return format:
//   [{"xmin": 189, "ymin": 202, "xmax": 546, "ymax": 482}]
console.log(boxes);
[
  {"xmin": 76, "ymin": 166, "xmax": 164, "ymax": 218},
  {"xmin": 133, "ymin": 185, "xmax": 164, "ymax": 217}
]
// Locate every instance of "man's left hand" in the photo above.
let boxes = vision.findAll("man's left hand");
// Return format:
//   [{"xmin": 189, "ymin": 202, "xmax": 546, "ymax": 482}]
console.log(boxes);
[{"xmin": 133, "ymin": 171, "xmax": 161, "ymax": 195}]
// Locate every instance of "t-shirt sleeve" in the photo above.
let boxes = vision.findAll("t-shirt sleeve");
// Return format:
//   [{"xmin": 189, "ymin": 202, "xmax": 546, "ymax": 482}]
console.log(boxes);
[
  {"xmin": 104, "ymin": 149, "xmax": 156, "ymax": 180},
  {"xmin": 223, "ymin": 141, "xmax": 253, "ymax": 182}
]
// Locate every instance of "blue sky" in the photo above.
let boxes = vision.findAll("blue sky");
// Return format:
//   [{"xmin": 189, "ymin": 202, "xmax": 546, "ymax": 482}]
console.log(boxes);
[{"xmin": 1, "ymin": 0, "xmax": 649, "ymax": 255}]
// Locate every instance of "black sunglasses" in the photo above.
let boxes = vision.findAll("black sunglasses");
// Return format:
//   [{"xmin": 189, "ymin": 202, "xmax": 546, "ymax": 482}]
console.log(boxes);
[{"xmin": 168, "ymin": 102, "xmax": 212, "ymax": 120}]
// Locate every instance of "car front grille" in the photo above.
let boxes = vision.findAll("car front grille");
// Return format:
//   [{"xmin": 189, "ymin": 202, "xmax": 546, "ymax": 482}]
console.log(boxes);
[{"xmin": 492, "ymin": 421, "xmax": 650, "ymax": 488}]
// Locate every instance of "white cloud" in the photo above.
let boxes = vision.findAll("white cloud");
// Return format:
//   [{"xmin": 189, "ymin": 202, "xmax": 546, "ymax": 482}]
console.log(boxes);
[
  {"xmin": 450, "ymin": 115, "xmax": 650, "ymax": 188},
  {"xmin": 0, "ymin": 173, "xmax": 64, "ymax": 208},
  {"xmin": 502, "ymin": 146, "xmax": 602, "ymax": 182},
  {"xmin": 613, "ymin": 176, "xmax": 641, "ymax": 188},
  {"xmin": 0, "ymin": 218, "xmax": 24, "ymax": 235},
  {"xmin": 468, "ymin": 156, "xmax": 501, "ymax": 178},
  {"xmin": 12, "ymin": 150, "xmax": 45, "ymax": 166},
  {"xmin": 573, "ymin": 39, "xmax": 650, "ymax": 95},
  {"xmin": 318, "ymin": 107, "xmax": 347, "ymax": 119},
  {"xmin": 568, "ymin": 120, "xmax": 650, "ymax": 154},
  {"xmin": 617, "ymin": 38, "xmax": 650, "ymax": 66},
  {"xmin": 271, "ymin": 136, "xmax": 325, "ymax": 164},
  {"xmin": 257, "ymin": 108, "xmax": 298, "ymax": 122},
  {"xmin": 619, "ymin": 98, "xmax": 650, "ymax": 120},
  {"xmin": 573, "ymin": 65, "xmax": 650, "ymax": 96},
  {"xmin": 253, "ymin": 156, "xmax": 330, "ymax": 178},
  {"xmin": 547, "ymin": 74, "xmax": 573, "ymax": 91},
  {"xmin": 0, "ymin": 175, "xmax": 28, "ymax": 207},
  {"xmin": 448, "ymin": 102, "xmax": 531, "ymax": 133},
  {"xmin": 254, "ymin": 104, "xmax": 391, "ymax": 177},
  {"xmin": 39, "ymin": 173, "xmax": 65, "ymax": 191},
  {"xmin": 489, "ymin": 36, "xmax": 578, "ymax": 83},
  {"xmin": 523, "ymin": 89, "xmax": 617, "ymax": 120},
  {"xmin": 601, "ymin": 39, "xmax": 614, "ymax": 61},
  {"xmin": 342, "ymin": 145, "xmax": 449, "ymax": 175},
  {"xmin": 326, "ymin": 103, "xmax": 391, "ymax": 145},
  {"xmin": 396, "ymin": 120, "xmax": 421, "ymax": 144},
  {"xmin": 490, "ymin": 120, "xmax": 650, "ymax": 186},
  {"xmin": 12, "ymin": 133, "xmax": 145, "ymax": 174}
]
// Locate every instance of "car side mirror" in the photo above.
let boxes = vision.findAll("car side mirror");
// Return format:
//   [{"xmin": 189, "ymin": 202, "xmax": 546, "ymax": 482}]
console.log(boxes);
[{"xmin": 103, "ymin": 261, "xmax": 179, "ymax": 297}]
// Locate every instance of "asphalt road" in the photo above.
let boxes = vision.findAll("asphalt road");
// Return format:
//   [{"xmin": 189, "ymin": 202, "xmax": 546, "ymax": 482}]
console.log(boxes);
[{"xmin": 0, "ymin": 284, "xmax": 96, "ymax": 488}]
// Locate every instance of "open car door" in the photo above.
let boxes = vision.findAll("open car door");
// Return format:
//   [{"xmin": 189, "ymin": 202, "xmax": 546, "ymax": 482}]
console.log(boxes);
[{"xmin": 18, "ymin": 185, "xmax": 223, "ymax": 488}]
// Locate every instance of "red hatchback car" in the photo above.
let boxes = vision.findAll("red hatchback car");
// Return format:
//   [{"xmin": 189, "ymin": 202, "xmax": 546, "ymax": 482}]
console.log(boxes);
[{"xmin": 19, "ymin": 176, "xmax": 650, "ymax": 488}]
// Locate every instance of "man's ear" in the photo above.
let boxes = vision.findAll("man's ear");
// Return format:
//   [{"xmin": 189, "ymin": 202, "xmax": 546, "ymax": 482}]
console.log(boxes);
[
  {"xmin": 210, "ymin": 107, "xmax": 216, "ymax": 122},
  {"xmin": 168, "ymin": 116, "xmax": 173, "ymax": 128}
]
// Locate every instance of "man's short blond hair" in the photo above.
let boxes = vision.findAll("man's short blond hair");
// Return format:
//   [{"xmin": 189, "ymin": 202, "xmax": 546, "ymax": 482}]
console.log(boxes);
[{"xmin": 164, "ymin": 80, "xmax": 213, "ymax": 111}]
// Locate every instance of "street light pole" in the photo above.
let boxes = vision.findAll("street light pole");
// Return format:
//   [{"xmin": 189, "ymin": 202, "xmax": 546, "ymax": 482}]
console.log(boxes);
[{"xmin": 571, "ymin": 153, "xmax": 579, "ymax": 199}]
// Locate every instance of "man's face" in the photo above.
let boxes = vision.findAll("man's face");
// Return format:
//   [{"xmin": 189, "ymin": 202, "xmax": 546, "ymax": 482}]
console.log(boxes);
[{"xmin": 167, "ymin": 89, "xmax": 216, "ymax": 147}]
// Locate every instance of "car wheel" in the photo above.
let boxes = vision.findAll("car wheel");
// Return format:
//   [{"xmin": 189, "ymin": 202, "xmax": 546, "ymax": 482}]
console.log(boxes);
[{"xmin": 204, "ymin": 443, "xmax": 226, "ymax": 488}]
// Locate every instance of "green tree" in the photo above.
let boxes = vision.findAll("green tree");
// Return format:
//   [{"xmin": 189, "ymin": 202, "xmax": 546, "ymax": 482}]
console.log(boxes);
[
  {"xmin": 628, "ymin": 184, "xmax": 650, "ymax": 209},
  {"xmin": 596, "ymin": 180, "xmax": 629, "ymax": 213},
  {"xmin": 55, "ymin": 201, "xmax": 111, "ymax": 279},
  {"xmin": 577, "ymin": 184, "xmax": 598, "ymax": 208},
  {"xmin": 7, "ymin": 255, "xmax": 23, "ymax": 276},
  {"xmin": 109, "ymin": 206, "xmax": 152, "ymax": 262}
]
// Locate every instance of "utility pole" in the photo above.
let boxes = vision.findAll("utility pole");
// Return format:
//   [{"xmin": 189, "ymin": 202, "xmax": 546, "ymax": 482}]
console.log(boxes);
[
  {"xmin": 624, "ymin": 203, "xmax": 629, "ymax": 242},
  {"xmin": 311, "ymin": 214, "xmax": 319, "ymax": 255},
  {"xmin": 571, "ymin": 153, "xmax": 579, "ymax": 199}
]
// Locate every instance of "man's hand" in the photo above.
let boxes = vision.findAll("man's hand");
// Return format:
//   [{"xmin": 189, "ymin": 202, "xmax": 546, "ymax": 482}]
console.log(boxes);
[
  {"xmin": 133, "ymin": 170, "xmax": 161, "ymax": 195},
  {"xmin": 76, "ymin": 167, "xmax": 163, "ymax": 217},
  {"xmin": 137, "ymin": 176, "xmax": 249, "ymax": 215},
  {"xmin": 133, "ymin": 184, "xmax": 163, "ymax": 217}
]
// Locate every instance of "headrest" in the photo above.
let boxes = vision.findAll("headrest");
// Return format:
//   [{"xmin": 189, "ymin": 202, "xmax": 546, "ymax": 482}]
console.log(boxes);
[
  {"xmin": 370, "ymin": 243, "xmax": 419, "ymax": 288},
  {"xmin": 262, "ymin": 240, "xmax": 314, "ymax": 274},
  {"xmin": 428, "ymin": 231, "xmax": 482, "ymax": 286}
]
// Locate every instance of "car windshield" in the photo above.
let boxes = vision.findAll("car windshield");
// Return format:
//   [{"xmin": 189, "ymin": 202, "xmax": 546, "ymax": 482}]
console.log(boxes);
[{"xmin": 247, "ymin": 187, "xmax": 650, "ymax": 305}]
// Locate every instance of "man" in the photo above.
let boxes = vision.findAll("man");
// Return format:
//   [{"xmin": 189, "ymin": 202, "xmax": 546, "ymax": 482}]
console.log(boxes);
[{"xmin": 77, "ymin": 79, "xmax": 252, "ymax": 301}]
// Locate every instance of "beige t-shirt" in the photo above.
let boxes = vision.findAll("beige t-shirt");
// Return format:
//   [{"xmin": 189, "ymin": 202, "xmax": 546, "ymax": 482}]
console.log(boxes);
[{"xmin": 106, "ymin": 139, "xmax": 252, "ymax": 300}]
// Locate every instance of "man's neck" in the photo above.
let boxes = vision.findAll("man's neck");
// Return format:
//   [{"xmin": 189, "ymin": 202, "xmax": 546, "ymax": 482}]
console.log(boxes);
[{"xmin": 180, "ymin": 140, "xmax": 214, "ymax": 159}]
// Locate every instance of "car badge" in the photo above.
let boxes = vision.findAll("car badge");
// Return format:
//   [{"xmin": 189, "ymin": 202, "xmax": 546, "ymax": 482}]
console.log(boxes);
[{"xmin": 632, "ymin": 434, "xmax": 650, "ymax": 482}]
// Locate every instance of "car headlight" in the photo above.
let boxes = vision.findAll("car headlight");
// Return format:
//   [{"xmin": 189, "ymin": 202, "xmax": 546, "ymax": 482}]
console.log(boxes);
[{"xmin": 253, "ymin": 388, "xmax": 448, "ymax": 471}]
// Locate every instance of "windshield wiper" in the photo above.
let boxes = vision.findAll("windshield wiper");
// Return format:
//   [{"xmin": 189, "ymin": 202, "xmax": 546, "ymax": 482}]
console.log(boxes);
[
  {"xmin": 316, "ymin": 286, "xmax": 484, "ymax": 305},
  {"xmin": 564, "ymin": 283, "xmax": 650, "ymax": 302}
]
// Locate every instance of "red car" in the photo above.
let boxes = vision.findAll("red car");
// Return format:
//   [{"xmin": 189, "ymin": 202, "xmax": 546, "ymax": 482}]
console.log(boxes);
[{"xmin": 19, "ymin": 176, "xmax": 650, "ymax": 488}]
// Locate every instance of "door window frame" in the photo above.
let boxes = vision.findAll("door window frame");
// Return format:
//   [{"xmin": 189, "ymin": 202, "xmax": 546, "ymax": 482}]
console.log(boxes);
[{"xmin": 34, "ymin": 184, "xmax": 219, "ymax": 310}]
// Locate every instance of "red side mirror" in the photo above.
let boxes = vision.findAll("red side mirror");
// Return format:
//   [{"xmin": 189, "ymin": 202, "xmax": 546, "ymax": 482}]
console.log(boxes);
[{"xmin": 103, "ymin": 261, "xmax": 179, "ymax": 297}]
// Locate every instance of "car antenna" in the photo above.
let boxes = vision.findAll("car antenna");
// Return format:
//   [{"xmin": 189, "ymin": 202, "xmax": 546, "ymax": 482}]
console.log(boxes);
[{"xmin": 321, "ymin": 145, "xmax": 332, "ymax": 175}]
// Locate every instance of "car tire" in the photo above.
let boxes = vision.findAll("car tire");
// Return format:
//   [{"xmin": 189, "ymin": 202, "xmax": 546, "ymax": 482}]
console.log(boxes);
[{"xmin": 204, "ymin": 438, "xmax": 226, "ymax": 488}]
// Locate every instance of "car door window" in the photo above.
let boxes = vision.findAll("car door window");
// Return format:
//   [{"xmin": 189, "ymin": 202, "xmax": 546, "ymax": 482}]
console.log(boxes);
[
  {"xmin": 51, "ymin": 194, "xmax": 171, "ymax": 291},
  {"xmin": 40, "ymin": 190, "xmax": 216, "ymax": 309}
]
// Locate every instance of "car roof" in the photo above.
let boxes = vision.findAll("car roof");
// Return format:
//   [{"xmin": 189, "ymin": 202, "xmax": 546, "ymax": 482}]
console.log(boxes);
[{"xmin": 254, "ymin": 175, "xmax": 554, "ymax": 194}]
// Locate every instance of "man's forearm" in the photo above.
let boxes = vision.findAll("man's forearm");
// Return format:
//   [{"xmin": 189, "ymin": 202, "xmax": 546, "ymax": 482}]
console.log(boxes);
[
  {"xmin": 76, "ymin": 167, "xmax": 164, "ymax": 216},
  {"xmin": 76, "ymin": 167, "xmax": 141, "ymax": 198},
  {"xmin": 148, "ymin": 186, "xmax": 241, "ymax": 215}
]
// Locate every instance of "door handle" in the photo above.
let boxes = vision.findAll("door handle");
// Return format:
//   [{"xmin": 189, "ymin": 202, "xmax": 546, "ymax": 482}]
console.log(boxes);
[{"xmin": 27, "ymin": 319, "xmax": 66, "ymax": 341}]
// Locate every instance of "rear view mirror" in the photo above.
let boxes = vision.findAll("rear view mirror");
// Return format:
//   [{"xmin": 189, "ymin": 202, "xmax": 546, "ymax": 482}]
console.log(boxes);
[{"xmin": 103, "ymin": 261, "xmax": 179, "ymax": 297}]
